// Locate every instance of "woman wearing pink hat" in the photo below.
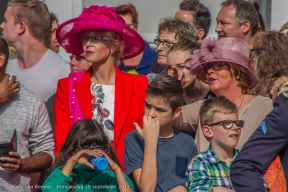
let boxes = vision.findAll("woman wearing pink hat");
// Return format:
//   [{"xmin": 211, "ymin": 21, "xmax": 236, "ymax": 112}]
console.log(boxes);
[
  {"xmin": 173, "ymin": 37, "xmax": 272, "ymax": 151},
  {"xmin": 54, "ymin": 5, "xmax": 148, "ymax": 169}
]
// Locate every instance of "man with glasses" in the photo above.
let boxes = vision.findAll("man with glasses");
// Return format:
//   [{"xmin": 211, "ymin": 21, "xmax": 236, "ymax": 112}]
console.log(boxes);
[
  {"xmin": 215, "ymin": 0, "xmax": 259, "ymax": 48},
  {"xmin": 148, "ymin": 17, "xmax": 198, "ymax": 76},
  {"xmin": 186, "ymin": 96, "xmax": 268, "ymax": 192}
]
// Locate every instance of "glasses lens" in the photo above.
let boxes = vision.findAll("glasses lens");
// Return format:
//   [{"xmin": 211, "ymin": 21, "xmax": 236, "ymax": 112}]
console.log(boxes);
[
  {"xmin": 154, "ymin": 39, "xmax": 159, "ymax": 45},
  {"xmin": 235, "ymin": 120, "xmax": 244, "ymax": 128},
  {"xmin": 70, "ymin": 55, "xmax": 74, "ymax": 61},
  {"xmin": 214, "ymin": 62, "xmax": 224, "ymax": 70},
  {"xmin": 163, "ymin": 41, "xmax": 170, "ymax": 49},
  {"xmin": 202, "ymin": 63, "xmax": 211, "ymax": 73},
  {"xmin": 223, "ymin": 120, "xmax": 233, "ymax": 129}
]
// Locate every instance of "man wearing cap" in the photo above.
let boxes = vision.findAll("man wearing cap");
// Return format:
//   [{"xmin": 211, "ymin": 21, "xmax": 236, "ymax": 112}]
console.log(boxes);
[
  {"xmin": 215, "ymin": 0, "xmax": 259, "ymax": 47},
  {"xmin": 0, "ymin": 0, "xmax": 70, "ymax": 102},
  {"xmin": 230, "ymin": 91, "xmax": 288, "ymax": 191}
]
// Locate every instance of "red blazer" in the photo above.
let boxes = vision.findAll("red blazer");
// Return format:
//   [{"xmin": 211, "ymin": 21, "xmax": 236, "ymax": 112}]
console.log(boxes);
[{"xmin": 54, "ymin": 67, "xmax": 148, "ymax": 168}]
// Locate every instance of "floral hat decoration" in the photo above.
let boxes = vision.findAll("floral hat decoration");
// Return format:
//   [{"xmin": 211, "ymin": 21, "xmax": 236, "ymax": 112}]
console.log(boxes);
[{"xmin": 189, "ymin": 37, "xmax": 257, "ymax": 89}]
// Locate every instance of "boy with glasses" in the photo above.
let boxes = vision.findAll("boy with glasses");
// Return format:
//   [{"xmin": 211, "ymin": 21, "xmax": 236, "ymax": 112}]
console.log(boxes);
[{"xmin": 186, "ymin": 96, "xmax": 243, "ymax": 192}]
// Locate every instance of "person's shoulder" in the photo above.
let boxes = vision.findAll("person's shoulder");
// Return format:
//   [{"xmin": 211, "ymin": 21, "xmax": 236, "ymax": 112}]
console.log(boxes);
[
  {"xmin": 125, "ymin": 130, "xmax": 141, "ymax": 140},
  {"xmin": 253, "ymin": 95, "xmax": 272, "ymax": 104},
  {"xmin": 46, "ymin": 50, "xmax": 69, "ymax": 66}
]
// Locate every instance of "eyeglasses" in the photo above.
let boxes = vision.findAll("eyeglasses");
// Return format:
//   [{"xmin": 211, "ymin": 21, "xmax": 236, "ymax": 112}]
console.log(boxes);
[
  {"xmin": 166, "ymin": 58, "xmax": 192, "ymax": 71},
  {"xmin": 80, "ymin": 36, "xmax": 112, "ymax": 44},
  {"xmin": 208, "ymin": 120, "xmax": 244, "ymax": 129},
  {"xmin": 154, "ymin": 38, "xmax": 176, "ymax": 49},
  {"xmin": 201, "ymin": 62, "xmax": 227, "ymax": 74},
  {"xmin": 70, "ymin": 55, "xmax": 84, "ymax": 61},
  {"xmin": 249, "ymin": 48, "xmax": 265, "ymax": 58},
  {"xmin": 77, "ymin": 145, "xmax": 106, "ymax": 151}
]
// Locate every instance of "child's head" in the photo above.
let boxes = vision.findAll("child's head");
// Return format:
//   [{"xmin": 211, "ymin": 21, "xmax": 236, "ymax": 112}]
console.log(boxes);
[
  {"xmin": 53, "ymin": 119, "xmax": 120, "ymax": 169},
  {"xmin": 146, "ymin": 75, "xmax": 183, "ymax": 128},
  {"xmin": 199, "ymin": 96, "xmax": 243, "ymax": 148}
]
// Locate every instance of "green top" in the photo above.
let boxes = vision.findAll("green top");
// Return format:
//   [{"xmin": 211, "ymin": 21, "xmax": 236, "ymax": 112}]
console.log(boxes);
[{"xmin": 43, "ymin": 164, "xmax": 134, "ymax": 192}]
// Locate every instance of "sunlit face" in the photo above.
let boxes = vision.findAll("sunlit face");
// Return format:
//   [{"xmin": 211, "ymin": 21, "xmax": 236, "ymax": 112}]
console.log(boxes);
[
  {"xmin": 69, "ymin": 55, "xmax": 91, "ymax": 72},
  {"xmin": 120, "ymin": 13, "xmax": 137, "ymax": 31},
  {"xmin": 81, "ymin": 30, "xmax": 113, "ymax": 64},
  {"xmin": 49, "ymin": 20, "xmax": 60, "ymax": 53},
  {"xmin": 207, "ymin": 112, "xmax": 241, "ymax": 149},
  {"xmin": 145, "ymin": 94, "xmax": 180, "ymax": 130},
  {"xmin": 204, "ymin": 62, "xmax": 238, "ymax": 95},
  {"xmin": 156, "ymin": 29, "xmax": 178, "ymax": 66},
  {"xmin": 174, "ymin": 10, "xmax": 194, "ymax": 23},
  {"xmin": 215, "ymin": 5, "xmax": 244, "ymax": 39},
  {"xmin": 167, "ymin": 50, "xmax": 196, "ymax": 88},
  {"xmin": 0, "ymin": 7, "xmax": 18, "ymax": 45}
]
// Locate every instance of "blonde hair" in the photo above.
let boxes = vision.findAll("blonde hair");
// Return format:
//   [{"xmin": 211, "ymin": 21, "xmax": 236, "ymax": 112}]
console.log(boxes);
[
  {"xmin": 199, "ymin": 96, "xmax": 238, "ymax": 128},
  {"xmin": 8, "ymin": 0, "xmax": 50, "ymax": 41}
]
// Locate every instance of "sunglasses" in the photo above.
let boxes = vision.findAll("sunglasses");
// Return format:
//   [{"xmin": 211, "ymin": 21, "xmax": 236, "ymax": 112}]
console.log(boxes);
[
  {"xmin": 208, "ymin": 120, "xmax": 244, "ymax": 129},
  {"xmin": 201, "ymin": 62, "xmax": 227, "ymax": 74},
  {"xmin": 70, "ymin": 55, "xmax": 85, "ymax": 61},
  {"xmin": 77, "ymin": 145, "xmax": 106, "ymax": 151}
]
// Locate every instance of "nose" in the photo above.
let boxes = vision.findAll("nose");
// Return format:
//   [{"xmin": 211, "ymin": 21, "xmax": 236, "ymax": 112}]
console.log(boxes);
[
  {"xmin": 156, "ymin": 42, "xmax": 164, "ymax": 52},
  {"xmin": 215, "ymin": 23, "xmax": 221, "ymax": 33},
  {"xmin": 147, "ymin": 108, "xmax": 157, "ymax": 118},
  {"xmin": 0, "ymin": 22, "xmax": 4, "ymax": 30}
]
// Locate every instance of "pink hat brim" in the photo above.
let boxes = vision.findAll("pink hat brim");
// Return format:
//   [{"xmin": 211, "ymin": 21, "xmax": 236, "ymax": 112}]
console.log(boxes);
[
  {"xmin": 192, "ymin": 59, "xmax": 257, "ymax": 90},
  {"xmin": 56, "ymin": 17, "xmax": 145, "ymax": 60}
]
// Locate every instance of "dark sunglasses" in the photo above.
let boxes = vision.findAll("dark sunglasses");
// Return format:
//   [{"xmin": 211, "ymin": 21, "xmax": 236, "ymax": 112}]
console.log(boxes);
[
  {"xmin": 70, "ymin": 55, "xmax": 85, "ymax": 61},
  {"xmin": 201, "ymin": 62, "xmax": 227, "ymax": 74},
  {"xmin": 77, "ymin": 145, "xmax": 106, "ymax": 151},
  {"xmin": 208, "ymin": 120, "xmax": 244, "ymax": 129}
]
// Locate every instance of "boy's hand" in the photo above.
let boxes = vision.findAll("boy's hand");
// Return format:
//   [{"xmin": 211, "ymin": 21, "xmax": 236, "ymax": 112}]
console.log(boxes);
[{"xmin": 134, "ymin": 115, "xmax": 160, "ymax": 143}]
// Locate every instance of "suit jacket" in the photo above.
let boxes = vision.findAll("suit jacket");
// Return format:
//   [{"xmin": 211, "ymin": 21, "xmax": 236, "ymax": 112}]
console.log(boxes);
[{"xmin": 54, "ymin": 67, "xmax": 148, "ymax": 168}]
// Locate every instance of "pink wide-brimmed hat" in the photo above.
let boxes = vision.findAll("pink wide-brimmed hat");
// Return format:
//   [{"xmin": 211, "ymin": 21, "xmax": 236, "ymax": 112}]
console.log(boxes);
[
  {"xmin": 190, "ymin": 37, "xmax": 257, "ymax": 89},
  {"xmin": 56, "ymin": 5, "xmax": 145, "ymax": 60}
]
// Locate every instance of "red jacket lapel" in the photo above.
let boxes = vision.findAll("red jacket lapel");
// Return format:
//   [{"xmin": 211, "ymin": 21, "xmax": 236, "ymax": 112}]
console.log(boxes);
[{"xmin": 114, "ymin": 67, "xmax": 133, "ymax": 147}]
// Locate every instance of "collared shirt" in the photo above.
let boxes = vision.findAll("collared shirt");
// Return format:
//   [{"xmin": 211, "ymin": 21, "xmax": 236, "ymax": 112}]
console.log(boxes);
[{"xmin": 186, "ymin": 145, "xmax": 239, "ymax": 192}]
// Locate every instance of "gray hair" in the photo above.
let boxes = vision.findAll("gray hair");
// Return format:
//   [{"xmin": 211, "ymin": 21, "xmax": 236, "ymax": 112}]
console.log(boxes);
[{"xmin": 157, "ymin": 17, "xmax": 199, "ymax": 42}]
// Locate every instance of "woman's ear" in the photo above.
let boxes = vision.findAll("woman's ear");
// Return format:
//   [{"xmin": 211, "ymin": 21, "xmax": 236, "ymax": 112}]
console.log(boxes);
[
  {"xmin": 202, "ymin": 125, "xmax": 213, "ymax": 138},
  {"xmin": 111, "ymin": 40, "xmax": 120, "ymax": 54}
]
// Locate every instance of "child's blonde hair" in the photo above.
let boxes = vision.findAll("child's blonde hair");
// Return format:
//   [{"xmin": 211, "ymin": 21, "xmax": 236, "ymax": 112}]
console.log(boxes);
[{"xmin": 199, "ymin": 96, "xmax": 238, "ymax": 128}]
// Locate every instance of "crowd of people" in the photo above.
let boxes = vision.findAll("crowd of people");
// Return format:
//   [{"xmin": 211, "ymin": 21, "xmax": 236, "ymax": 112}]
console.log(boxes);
[{"xmin": 0, "ymin": 0, "xmax": 288, "ymax": 191}]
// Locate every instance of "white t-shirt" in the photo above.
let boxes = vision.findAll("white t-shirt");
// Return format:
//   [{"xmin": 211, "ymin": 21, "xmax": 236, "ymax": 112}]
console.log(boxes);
[
  {"xmin": 91, "ymin": 83, "xmax": 115, "ymax": 141},
  {"xmin": 6, "ymin": 49, "xmax": 70, "ymax": 101}
]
